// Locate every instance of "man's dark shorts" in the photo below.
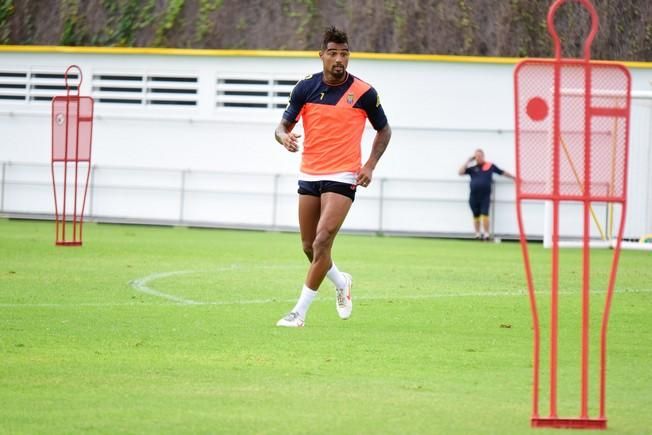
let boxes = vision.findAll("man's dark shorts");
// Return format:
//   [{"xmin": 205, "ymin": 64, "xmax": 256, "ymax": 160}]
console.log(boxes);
[
  {"xmin": 469, "ymin": 190, "xmax": 491, "ymax": 218},
  {"xmin": 298, "ymin": 180, "xmax": 356, "ymax": 202}
]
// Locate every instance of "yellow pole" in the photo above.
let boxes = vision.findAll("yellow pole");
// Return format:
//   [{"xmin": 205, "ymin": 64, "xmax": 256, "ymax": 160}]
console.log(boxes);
[
  {"xmin": 559, "ymin": 136, "xmax": 606, "ymax": 240},
  {"xmin": 608, "ymin": 109, "xmax": 619, "ymax": 240}
]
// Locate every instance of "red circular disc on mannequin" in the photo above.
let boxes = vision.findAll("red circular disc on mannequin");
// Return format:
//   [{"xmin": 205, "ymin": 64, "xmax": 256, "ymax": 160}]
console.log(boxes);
[{"xmin": 526, "ymin": 97, "xmax": 549, "ymax": 121}]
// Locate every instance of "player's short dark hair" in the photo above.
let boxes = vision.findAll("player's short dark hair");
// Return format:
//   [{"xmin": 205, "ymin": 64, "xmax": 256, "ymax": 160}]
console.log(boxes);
[{"xmin": 321, "ymin": 26, "xmax": 349, "ymax": 50}]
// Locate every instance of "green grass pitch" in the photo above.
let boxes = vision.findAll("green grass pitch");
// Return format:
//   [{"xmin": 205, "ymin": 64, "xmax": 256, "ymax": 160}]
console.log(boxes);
[{"xmin": 1, "ymin": 219, "xmax": 651, "ymax": 434}]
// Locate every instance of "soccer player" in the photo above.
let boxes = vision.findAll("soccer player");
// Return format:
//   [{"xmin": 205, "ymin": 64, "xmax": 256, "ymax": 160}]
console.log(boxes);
[
  {"xmin": 274, "ymin": 26, "xmax": 392, "ymax": 327},
  {"xmin": 459, "ymin": 149, "xmax": 515, "ymax": 241}
]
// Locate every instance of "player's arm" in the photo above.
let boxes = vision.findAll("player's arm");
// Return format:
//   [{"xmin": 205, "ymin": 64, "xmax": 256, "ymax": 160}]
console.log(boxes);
[
  {"xmin": 356, "ymin": 87, "xmax": 391, "ymax": 187},
  {"xmin": 275, "ymin": 78, "xmax": 306, "ymax": 153},
  {"xmin": 275, "ymin": 119, "xmax": 301, "ymax": 153},
  {"xmin": 358, "ymin": 123, "xmax": 392, "ymax": 186},
  {"xmin": 459, "ymin": 156, "xmax": 475, "ymax": 175},
  {"xmin": 494, "ymin": 164, "xmax": 516, "ymax": 180}
]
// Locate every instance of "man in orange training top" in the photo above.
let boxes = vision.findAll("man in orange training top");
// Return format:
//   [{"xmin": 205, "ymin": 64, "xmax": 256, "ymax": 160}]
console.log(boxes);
[
  {"xmin": 274, "ymin": 26, "xmax": 392, "ymax": 327},
  {"xmin": 459, "ymin": 149, "xmax": 515, "ymax": 241}
]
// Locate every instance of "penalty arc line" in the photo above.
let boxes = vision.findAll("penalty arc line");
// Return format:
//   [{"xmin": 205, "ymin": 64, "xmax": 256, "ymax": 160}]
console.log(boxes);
[
  {"xmin": 128, "ymin": 264, "xmax": 304, "ymax": 305},
  {"xmin": 129, "ymin": 270, "xmax": 201, "ymax": 305}
]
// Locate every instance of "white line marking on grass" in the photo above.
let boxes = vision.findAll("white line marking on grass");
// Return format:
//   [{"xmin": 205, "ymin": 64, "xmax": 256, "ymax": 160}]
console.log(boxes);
[
  {"xmin": 128, "ymin": 264, "xmax": 302, "ymax": 305},
  {"xmin": 0, "ymin": 302, "xmax": 167, "ymax": 308},
  {"xmin": 127, "ymin": 267, "xmax": 535, "ymax": 306},
  {"xmin": 129, "ymin": 270, "xmax": 201, "ymax": 305},
  {"xmin": 127, "ymin": 265, "xmax": 652, "ymax": 306}
]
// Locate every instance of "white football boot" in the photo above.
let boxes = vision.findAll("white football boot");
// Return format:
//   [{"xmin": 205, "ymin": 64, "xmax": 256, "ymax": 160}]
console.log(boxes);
[
  {"xmin": 335, "ymin": 272, "xmax": 353, "ymax": 319},
  {"xmin": 276, "ymin": 312, "xmax": 305, "ymax": 327}
]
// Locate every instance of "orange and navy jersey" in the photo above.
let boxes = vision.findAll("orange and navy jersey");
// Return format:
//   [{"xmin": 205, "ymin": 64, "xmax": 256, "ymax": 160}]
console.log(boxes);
[
  {"xmin": 465, "ymin": 162, "xmax": 504, "ymax": 194},
  {"xmin": 283, "ymin": 72, "xmax": 388, "ymax": 175}
]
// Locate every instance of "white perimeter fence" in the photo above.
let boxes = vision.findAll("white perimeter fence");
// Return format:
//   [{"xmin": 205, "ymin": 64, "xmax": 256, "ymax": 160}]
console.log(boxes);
[{"xmin": 0, "ymin": 161, "xmax": 527, "ymax": 238}]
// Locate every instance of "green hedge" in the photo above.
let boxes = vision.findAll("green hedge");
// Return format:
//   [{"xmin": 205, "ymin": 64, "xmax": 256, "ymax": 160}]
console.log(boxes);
[{"xmin": 1, "ymin": 0, "xmax": 650, "ymax": 61}]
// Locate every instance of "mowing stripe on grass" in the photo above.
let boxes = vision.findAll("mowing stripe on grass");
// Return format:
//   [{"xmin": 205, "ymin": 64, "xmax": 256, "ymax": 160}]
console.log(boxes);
[
  {"xmin": 1, "ymin": 285, "xmax": 649, "ymax": 309},
  {"xmin": 1, "ymin": 289, "xmax": 650, "ymax": 308}
]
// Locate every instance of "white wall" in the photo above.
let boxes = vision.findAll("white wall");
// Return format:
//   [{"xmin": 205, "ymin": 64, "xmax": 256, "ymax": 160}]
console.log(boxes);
[{"xmin": 1, "ymin": 47, "xmax": 651, "ymax": 239}]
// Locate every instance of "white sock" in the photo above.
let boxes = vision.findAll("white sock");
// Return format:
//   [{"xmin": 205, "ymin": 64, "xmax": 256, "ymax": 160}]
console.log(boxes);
[
  {"xmin": 292, "ymin": 285, "xmax": 317, "ymax": 318},
  {"xmin": 326, "ymin": 262, "xmax": 347, "ymax": 289}
]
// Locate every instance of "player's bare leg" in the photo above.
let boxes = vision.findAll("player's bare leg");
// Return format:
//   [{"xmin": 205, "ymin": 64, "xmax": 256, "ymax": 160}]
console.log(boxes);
[
  {"xmin": 277, "ymin": 192, "xmax": 352, "ymax": 327},
  {"xmin": 473, "ymin": 217, "xmax": 481, "ymax": 239},
  {"xmin": 301, "ymin": 192, "xmax": 352, "ymax": 318},
  {"xmin": 481, "ymin": 215, "xmax": 491, "ymax": 240},
  {"xmin": 299, "ymin": 192, "xmax": 348, "ymax": 281},
  {"xmin": 298, "ymin": 194, "xmax": 321, "ymax": 262},
  {"xmin": 305, "ymin": 192, "xmax": 352, "ymax": 290}
]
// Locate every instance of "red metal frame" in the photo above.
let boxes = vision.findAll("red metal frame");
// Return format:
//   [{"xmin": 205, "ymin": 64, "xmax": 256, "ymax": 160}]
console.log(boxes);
[
  {"xmin": 513, "ymin": 0, "xmax": 631, "ymax": 429},
  {"xmin": 51, "ymin": 65, "xmax": 94, "ymax": 246}
]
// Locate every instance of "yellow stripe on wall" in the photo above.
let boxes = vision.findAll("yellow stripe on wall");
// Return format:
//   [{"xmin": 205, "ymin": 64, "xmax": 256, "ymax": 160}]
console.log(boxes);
[{"xmin": 0, "ymin": 45, "xmax": 650, "ymax": 68}]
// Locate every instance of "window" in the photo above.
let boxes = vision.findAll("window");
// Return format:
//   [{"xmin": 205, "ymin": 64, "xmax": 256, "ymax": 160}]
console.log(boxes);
[
  {"xmin": 92, "ymin": 73, "xmax": 198, "ymax": 107},
  {"xmin": 0, "ymin": 69, "xmax": 78, "ymax": 103},
  {"xmin": 216, "ymin": 76, "xmax": 297, "ymax": 109}
]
